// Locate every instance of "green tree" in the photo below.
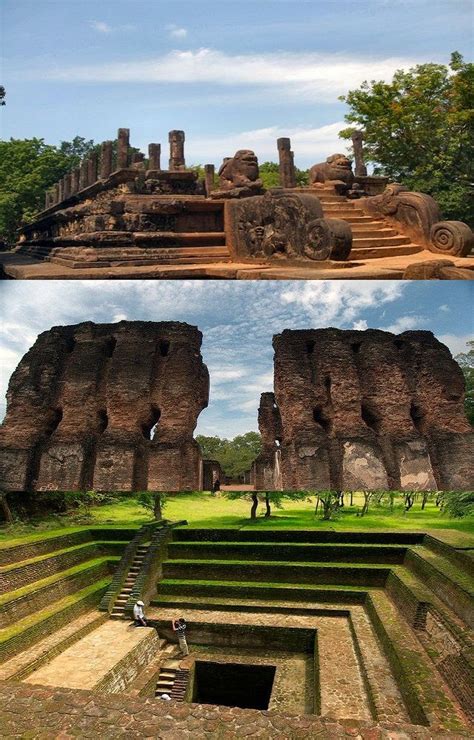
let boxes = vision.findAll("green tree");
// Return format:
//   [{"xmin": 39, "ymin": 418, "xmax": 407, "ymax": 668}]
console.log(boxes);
[
  {"xmin": 0, "ymin": 137, "xmax": 96, "ymax": 243},
  {"xmin": 339, "ymin": 52, "xmax": 474, "ymax": 224},
  {"xmin": 259, "ymin": 161, "xmax": 309, "ymax": 188},
  {"xmin": 439, "ymin": 490, "xmax": 474, "ymax": 518},
  {"xmin": 0, "ymin": 86, "xmax": 5, "ymax": 106},
  {"xmin": 455, "ymin": 340, "xmax": 474, "ymax": 426},
  {"xmin": 196, "ymin": 432, "xmax": 262, "ymax": 479},
  {"xmin": 224, "ymin": 490, "xmax": 309, "ymax": 519},
  {"xmin": 136, "ymin": 492, "xmax": 167, "ymax": 520}
]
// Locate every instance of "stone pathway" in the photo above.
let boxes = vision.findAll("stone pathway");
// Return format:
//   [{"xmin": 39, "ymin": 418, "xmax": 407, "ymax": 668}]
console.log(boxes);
[
  {"xmin": 23, "ymin": 620, "xmax": 157, "ymax": 690},
  {"xmin": 0, "ymin": 609, "xmax": 106, "ymax": 681},
  {"xmin": 1, "ymin": 681, "xmax": 470, "ymax": 739}
]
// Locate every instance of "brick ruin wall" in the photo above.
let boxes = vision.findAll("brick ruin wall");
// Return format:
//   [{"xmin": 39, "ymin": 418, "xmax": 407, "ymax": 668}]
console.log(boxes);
[
  {"xmin": 254, "ymin": 329, "xmax": 474, "ymax": 491},
  {"xmin": 0, "ymin": 321, "xmax": 209, "ymax": 491}
]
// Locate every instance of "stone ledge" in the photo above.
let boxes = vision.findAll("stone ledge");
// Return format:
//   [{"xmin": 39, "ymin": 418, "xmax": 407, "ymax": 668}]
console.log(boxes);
[{"xmin": 0, "ymin": 680, "xmax": 471, "ymax": 738}]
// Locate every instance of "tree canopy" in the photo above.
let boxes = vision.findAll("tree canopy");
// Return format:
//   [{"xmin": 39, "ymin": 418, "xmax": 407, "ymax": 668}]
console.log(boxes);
[
  {"xmin": 196, "ymin": 432, "xmax": 261, "ymax": 479},
  {"xmin": 339, "ymin": 52, "xmax": 474, "ymax": 224},
  {"xmin": 0, "ymin": 136, "xmax": 96, "ymax": 243},
  {"xmin": 259, "ymin": 161, "xmax": 309, "ymax": 188}
]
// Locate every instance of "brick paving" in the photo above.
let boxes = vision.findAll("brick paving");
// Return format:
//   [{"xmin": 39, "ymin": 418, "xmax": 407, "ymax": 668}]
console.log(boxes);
[
  {"xmin": 23, "ymin": 621, "xmax": 159, "ymax": 691},
  {"xmin": 1, "ymin": 681, "xmax": 470, "ymax": 739},
  {"xmin": 150, "ymin": 604, "xmax": 408, "ymax": 723}
]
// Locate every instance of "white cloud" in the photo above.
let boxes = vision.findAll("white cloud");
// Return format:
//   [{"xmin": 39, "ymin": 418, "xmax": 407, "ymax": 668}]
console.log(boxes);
[
  {"xmin": 166, "ymin": 24, "xmax": 188, "ymax": 39},
  {"xmin": 90, "ymin": 21, "xmax": 113, "ymax": 35},
  {"xmin": 381, "ymin": 314, "xmax": 425, "ymax": 334},
  {"xmin": 352, "ymin": 319, "xmax": 368, "ymax": 330},
  {"xmin": 281, "ymin": 281, "xmax": 406, "ymax": 326},
  {"xmin": 439, "ymin": 304, "xmax": 450, "ymax": 313},
  {"xmin": 437, "ymin": 334, "xmax": 472, "ymax": 357},
  {"xmin": 184, "ymin": 122, "xmax": 345, "ymax": 166},
  {"xmin": 38, "ymin": 48, "xmax": 417, "ymax": 103}
]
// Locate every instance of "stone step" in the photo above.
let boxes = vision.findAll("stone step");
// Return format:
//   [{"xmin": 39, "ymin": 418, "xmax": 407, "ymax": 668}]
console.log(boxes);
[
  {"xmin": 350, "ymin": 244, "xmax": 422, "ymax": 260},
  {"xmin": 49, "ymin": 247, "xmax": 231, "ymax": 269},
  {"xmin": 350, "ymin": 227, "xmax": 399, "ymax": 238},
  {"xmin": 352, "ymin": 235, "xmax": 412, "ymax": 248}
]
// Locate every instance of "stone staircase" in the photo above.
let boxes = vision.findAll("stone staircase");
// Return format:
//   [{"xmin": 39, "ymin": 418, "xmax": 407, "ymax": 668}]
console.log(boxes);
[
  {"xmin": 314, "ymin": 186, "xmax": 423, "ymax": 260},
  {"xmin": 110, "ymin": 544, "xmax": 149, "ymax": 619},
  {"xmin": 155, "ymin": 660, "xmax": 189, "ymax": 701}
]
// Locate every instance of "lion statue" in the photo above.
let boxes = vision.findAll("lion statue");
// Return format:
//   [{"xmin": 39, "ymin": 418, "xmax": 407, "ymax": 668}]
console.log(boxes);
[
  {"xmin": 309, "ymin": 153, "xmax": 354, "ymax": 186},
  {"xmin": 217, "ymin": 150, "xmax": 263, "ymax": 192}
]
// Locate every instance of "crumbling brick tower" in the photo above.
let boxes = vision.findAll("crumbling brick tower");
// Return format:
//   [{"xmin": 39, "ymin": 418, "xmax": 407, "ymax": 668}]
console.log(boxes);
[
  {"xmin": 0, "ymin": 321, "xmax": 209, "ymax": 491},
  {"xmin": 254, "ymin": 329, "xmax": 474, "ymax": 491}
]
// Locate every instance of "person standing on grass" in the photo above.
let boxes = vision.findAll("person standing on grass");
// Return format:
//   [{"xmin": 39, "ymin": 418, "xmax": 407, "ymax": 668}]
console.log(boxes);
[
  {"xmin": 172, "ymin": 617, "xmax": 189, "ymax": 655},
  {"xmin": 133, "ymin": 600, "xmax": 147, "ymax": 627}
]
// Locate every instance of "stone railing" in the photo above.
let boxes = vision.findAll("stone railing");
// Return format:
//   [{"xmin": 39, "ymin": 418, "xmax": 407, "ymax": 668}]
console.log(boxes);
[
  {"xmin": 98, "ymin": 521, "xmax": 163, "ymax": 613},
  {"xmin": 359, "ymin": 184, "xmax": 474, "ymax": 257},
  {"xmin": 123, "ymin": 520, "xmax": 187, "ymax": 617}
]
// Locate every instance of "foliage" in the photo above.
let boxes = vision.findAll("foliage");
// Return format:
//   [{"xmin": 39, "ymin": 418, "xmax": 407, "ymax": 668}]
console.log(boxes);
[
  {"xmin": 259, "ymin": 161, "xmax": 309, "ymax": 188},
  {"xmin": 224, "ymin": 490, "xmax": 310, "ymax": 519},
  {"xmin": 0, "ymin": 86, "xmax": 5, "ymax": 106},
  {"xmin": 0, "ymin": 137, "xmax": 96, "ymax": 243},
  {"xmin": 196, "ymin": 432, "xmax": 262, "ymax": 479},
  {"xmin": 455, "ymin": 340, "xmax": 474, "ymax": 426},
  {"xmin": 439, "ymin": 490, "xmax": 474, "ymax": 518},
  {"xmin": 136, "ymin": 492, "xmax": 167, "ymax": 520},
  {"xmin": 339, "ymin": 52, "xmax": 474, "ymax": 224}
]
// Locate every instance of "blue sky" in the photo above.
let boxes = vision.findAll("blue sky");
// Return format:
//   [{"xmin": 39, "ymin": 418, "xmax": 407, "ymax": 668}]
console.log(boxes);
[
  {"xmin": 1, "ymin": 280, "xmax": 472, "ymax": 438},
  {"xmin": 1, "ymin": 0, "xmax": 472, "ymax": 167}
]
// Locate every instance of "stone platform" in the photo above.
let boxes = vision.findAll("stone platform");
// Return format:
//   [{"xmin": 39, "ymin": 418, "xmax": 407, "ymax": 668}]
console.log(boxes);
[
  {"xmin": 2, "ymin": 248, "xmax": 474, "ymax": 279},
  {"xmin": 23, "ymin": 620, "xmax": 160, "ymax": 692}
]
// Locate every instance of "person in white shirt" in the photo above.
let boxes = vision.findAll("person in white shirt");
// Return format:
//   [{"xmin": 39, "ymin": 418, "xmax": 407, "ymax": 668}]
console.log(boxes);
[{"xmin": 133, "ymin": 600, "xmax": 147, "ymax": 627}]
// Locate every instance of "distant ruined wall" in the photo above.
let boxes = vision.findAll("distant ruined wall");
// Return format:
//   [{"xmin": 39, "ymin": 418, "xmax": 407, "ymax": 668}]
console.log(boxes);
[
  {"xmin": 255, "ymin": 329, "xmax": 473, "ymax": 491},
  {"xmin": 0, "ymin": 321, "xmax": 209, "ymax": 491}
]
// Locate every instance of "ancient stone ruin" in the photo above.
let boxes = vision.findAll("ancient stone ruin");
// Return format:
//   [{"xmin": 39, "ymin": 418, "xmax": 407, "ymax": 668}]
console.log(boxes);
[
  {"xmin": 0, "ymin": 321, "xmax": 209, "ymax": 491},
  {"xmin": 5, "ymin": 128, "xmax": 471, "ymax": 279},
  {"xmin": 253, "ymin": 328, "xmax": 474, "ymax": 491}
]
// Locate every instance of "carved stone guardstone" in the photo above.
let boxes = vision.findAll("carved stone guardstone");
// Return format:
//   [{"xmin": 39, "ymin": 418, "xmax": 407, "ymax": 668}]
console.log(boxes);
[
  {"xmin": 360, "ymin": 184, "xmax": 474, "ymax": 257},
  {"xmin": 0, "ymin": 321, "xmax": 209, "ymax": 492},
  {"xmin": 225, "ymin": 190, "xmax": 352, "ymax": 263},
  {"xmin": 253, "ymin": 328, "xmax": 474, "ymax": 491}
]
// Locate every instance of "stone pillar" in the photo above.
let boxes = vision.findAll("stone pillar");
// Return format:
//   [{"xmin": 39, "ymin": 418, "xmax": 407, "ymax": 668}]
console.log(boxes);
[
  {"xmin": 130, "ymin": 151, "xmax": 145, "ymax": 165},
  {"xmin": 87, "ymin": 152, "xmax": 98, "ymax": 186},
  {"xmin": 277, "ymin": 137, "xmax": 297, "ymax": 188},
  {"xmin": 351, "ymin": 130, "xmax": 367, "ymax": 177},
  {"xmin": 148, "ymin": 143, "xmax": 161, "ymax": 170},
  {"xmin": 79, "ymin": 159, "xmax": 88, "ymax": 190},
  {"xmin": 70, "ymin": 167, "xmax": 80, "ymax": 194},
  {"xmin": 44, "ymin": 191, "xmax": 51, "ymax": 209},
  {"xmin": 100, "ymin": 141, "xmax": 113, "ymax": 179},
  {"xmin": 63, "ymin": 173, "xmax": 71, "ymax": 201},
  {"xmin": 58, "ymin": 178, "xmax": 65, "ymax": 203},
  {"xmin": 117, "ymin": 128, "xmax": 130, "ymax": 169},
  {"xmin": 168, "ymin": 130, "xmax": 185, "ymax": 170},
  {"xmin": 204, "ymin": 164, "xmax": 215, "ymax": 197},
  {"xmin": 52, "ymin": 184, "xmax": 59, "ymax": 205}
]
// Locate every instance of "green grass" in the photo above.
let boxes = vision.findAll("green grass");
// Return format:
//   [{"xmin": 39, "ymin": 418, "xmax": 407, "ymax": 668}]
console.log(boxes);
[{"xmin": 1, "ymin": 493, "xmax": 473, "ymax": 545}]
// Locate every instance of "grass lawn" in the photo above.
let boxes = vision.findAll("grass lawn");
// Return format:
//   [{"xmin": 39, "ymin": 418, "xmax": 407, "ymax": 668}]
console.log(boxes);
[{"xmin": 1, "ymin": 492, "xmax": 473, "ymax": 545}]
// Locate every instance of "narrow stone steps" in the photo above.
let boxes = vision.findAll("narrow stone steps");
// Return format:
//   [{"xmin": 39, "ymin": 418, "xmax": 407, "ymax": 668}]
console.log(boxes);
[
  {"xmin": 350, "ymin": 244, "xmax": 422, "ymax": 260},
  {"xmin": 49, "ymin": 247, "xmax": 231, "ymax": 269}
]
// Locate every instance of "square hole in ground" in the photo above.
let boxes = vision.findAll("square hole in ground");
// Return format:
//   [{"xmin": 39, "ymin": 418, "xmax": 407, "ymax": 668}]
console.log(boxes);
[{"xmin": 193, "ymin": 660, "xmax": 276, "ymax": 710}]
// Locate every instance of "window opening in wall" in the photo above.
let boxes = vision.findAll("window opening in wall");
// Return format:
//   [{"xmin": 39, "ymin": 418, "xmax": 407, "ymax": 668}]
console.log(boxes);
[
  {"xmin": 361, "ymin": 403, "xmax": 379, "ymax": 432},
  {"xmin": 97, "ymin": 409, "xmax": 108, "ymax": 434},
  {"xmin": 351, "ymin": 342, "xmax": 361, "ymax": 354},
  {"xmin": 65, "ymin": 337, "xmax": 75, "ymax": 353},
  {"xmin": 410, "ymin": 402, "xmax": 424, "ymax": 432},
  {"xmin": 105, "ymin": 336, "xmax": 117, "ymax": 357},
  {"xmin": 46, "ymin": 408, "xmax": 63, "ymax": 435},
  {"xmin": 305, "ymin": 341, "xmax": 315, "ymax": 354},
  {"xmin": 159, "ymin": 340, "xmax": 170, "ymax": 357},
  {"xmin": 313, "ymin": 405, "xmax": 330, "ymax": 432},
  {"xmin": 142, "ymin": 407, "xmax": 161, "ymax": 440}
]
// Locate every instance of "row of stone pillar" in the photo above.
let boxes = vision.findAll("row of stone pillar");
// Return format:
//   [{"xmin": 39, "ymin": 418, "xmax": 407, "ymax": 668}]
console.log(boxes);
[{"xmin": 45, "ymin": 128, "xmax": 188, "ymax": 209}]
